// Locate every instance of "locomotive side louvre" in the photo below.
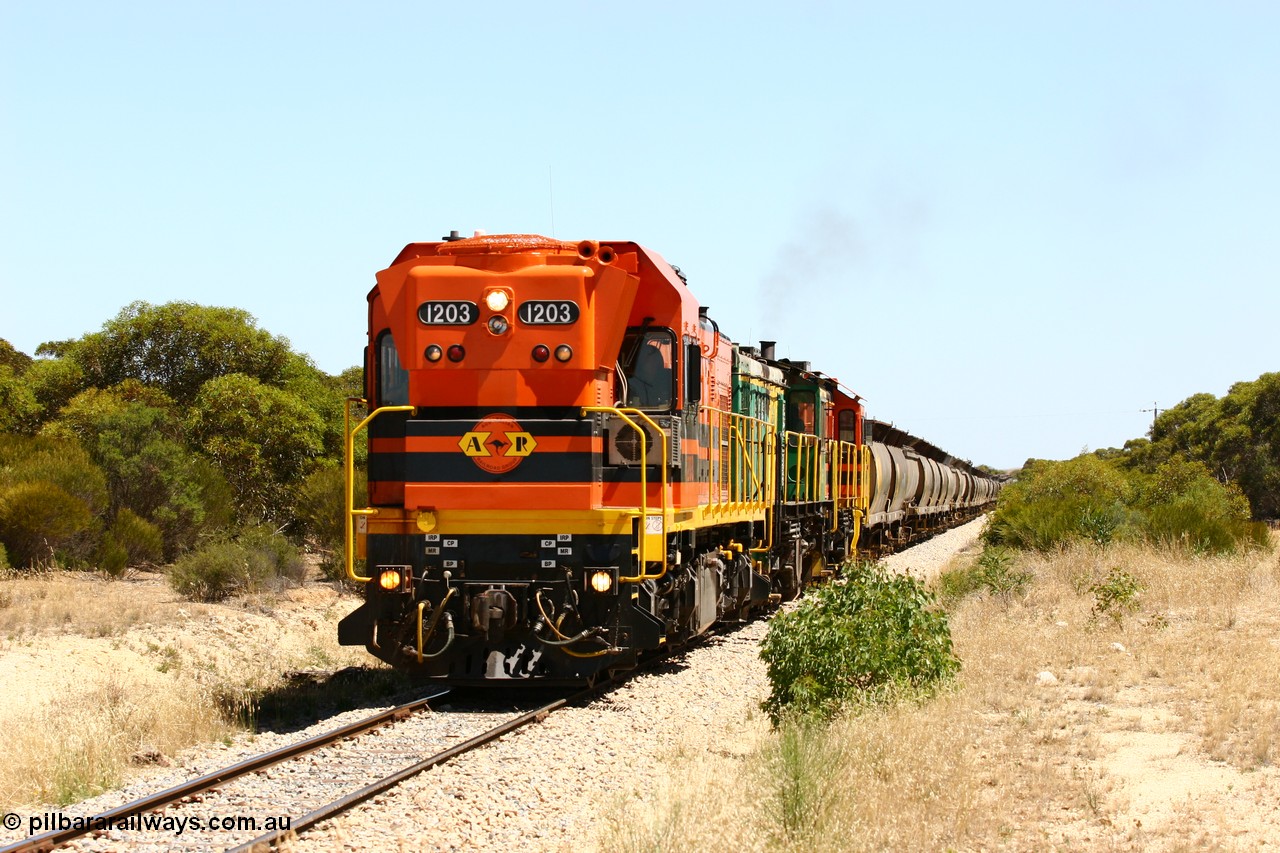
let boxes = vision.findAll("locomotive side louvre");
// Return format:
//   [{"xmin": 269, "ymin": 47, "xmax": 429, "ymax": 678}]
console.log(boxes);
[{"xmin": 339, "ymin": 233, "xmax": 1003, "ymax": 683}]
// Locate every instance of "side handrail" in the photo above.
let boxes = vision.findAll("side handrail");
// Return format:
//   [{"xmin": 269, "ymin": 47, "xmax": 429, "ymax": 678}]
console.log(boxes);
[
  {"xmin": 582, "ymin": 405, "xmax": 669, "ymax": 582},
  {"xmin": 860, "ymin": 444, "xmax": 872, "ymax": 512},
  {"xmin": 832, "ymin": 439, "xmax": 860, "ymax": 532},
  {"xmin": 750, "ymin": 428, "xmax": 779, "ymax": 557},
  {"xmin": 702, "ymin": 405, "xmax": 775, "ymax": 513},
  {"xmin": 345, "ymin": 398, "xmax": 416, "ymax": 583}
]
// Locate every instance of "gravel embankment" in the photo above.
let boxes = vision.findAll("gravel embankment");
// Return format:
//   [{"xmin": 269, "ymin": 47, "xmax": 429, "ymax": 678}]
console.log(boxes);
[
  {"xmin": 878, "ymin": 515, "xmax": 987, "ymax": 584},
  {"xmin": 40, "ymin": 704, "xmax": 535, "ymax": 853},
  {"xmin": 292, "ymin": 624, "xmax": 774, "ymax": 852},
  {"xmin": 292, "ymin": 516, "xmax": 988, "ymax": 852}
]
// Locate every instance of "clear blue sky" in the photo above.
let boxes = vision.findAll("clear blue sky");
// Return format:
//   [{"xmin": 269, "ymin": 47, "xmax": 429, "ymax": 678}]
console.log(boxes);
[{"xmin": 3, "ymin": 1, "xmax": 1276, "ymax": 469}]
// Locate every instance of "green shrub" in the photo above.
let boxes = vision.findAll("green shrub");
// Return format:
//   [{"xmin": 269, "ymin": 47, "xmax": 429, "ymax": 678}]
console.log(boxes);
[
  {"xmin": 0, "ymin": 434, "xmax": 109, "ymax": 517},
  {"xmin": 168, "ymin": 539, "xmax": 248, "ymax": 602},
  {"xmin": 109, "ymin": 509, "xmax": 164, "ymax": 568},
  {"xmin": 974, "ymin": 546, "xmax": 1032, "ymax": 595},
  {"xmin": 24, "ymin": 356, "xmax": 86, "ymax": 422},
  {"xmin": 0, "ymin": 364, "xmax": 42, "ymax": 434},
  {"xmin": 0, "ymin": 542, "xmax": 9, "ymax": 570},
  {"xmin": 1128, "ymin": 459, "xmax": 1270, "ymax": 554},
  {"xmin": 764, "ymin": 717, "xmax": 841, "ymax": 843},
  {"xmin": 985, "ymin": 455, "xmax": 1130, "ymax": 552},
  {"xmin": 186, "ymin": 373, "xmax": 325, "ymax": 521},
  {"xmin": 935, "ymin": 563, "xmax": 985, "ymax": 606},
  {"xmin": 238, "ymin": 523, "xmax": 307, "ymax": 585},
  {"xmin": 0, "ymin": 481, "xmax": 96, "ymax": 568},
  {"xmin": 937, "ymin": 546, "xmax": 1033, "ymax": 606},
  {"xmin": 149, "ymin": 457, "xmax": 236, "ymax": 560},
  {"xmin": 93, "ymin": 535, "xmax": 129, "ymax": 577},
  {"xmin": 168, "ymin": 525, "xmax": 305, "ymax": 602},
  {"xmin": 43, "ymin": 391, "xmax": 236, "ymax": 560},
  {"xmin": 760, "ymin": 563, "xmax": 960, "ymax": 724},
  {"xmin": 1090, "ymin": 567, "xmax": 1143, "ymax": 623}
]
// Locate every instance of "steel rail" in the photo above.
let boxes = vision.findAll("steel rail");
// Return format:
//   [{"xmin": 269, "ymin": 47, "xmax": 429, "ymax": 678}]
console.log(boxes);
[
  {"xmin": 0, "ymin": 690, "xmax": 449, "ymax": 853},
  {"xmin": 226, "ymin": 686, "xmax": 596, "ymax": 853}
]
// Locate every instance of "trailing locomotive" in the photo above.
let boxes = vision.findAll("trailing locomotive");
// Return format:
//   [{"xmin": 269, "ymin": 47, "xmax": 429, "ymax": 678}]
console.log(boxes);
[{"xmin": 337, "ymin": 233, "xmax": 999, "ymax": 683}]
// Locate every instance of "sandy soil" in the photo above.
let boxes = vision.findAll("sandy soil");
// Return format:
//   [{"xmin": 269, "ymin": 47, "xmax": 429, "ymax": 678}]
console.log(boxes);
[{"xmin": 0, "ymin": 573, "xmax": 367, "ymax": 719}]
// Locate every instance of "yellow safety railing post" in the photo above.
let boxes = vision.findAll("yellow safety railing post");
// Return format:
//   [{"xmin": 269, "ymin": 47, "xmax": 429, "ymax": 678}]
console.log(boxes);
[
  {"xmin": 345, "ymin": 399, "xmax": 416, "ymax": 583},
  {"xmin": 829, "ymin": 439, "xmax": 840, "ymax": 532},
  {"xmin": 582, "ymin": 406, "xmax": 670, "ymax": 582}
]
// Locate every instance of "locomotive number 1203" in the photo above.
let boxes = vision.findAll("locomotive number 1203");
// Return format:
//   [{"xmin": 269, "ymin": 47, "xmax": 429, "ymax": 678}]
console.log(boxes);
[
  {"xmin": 518, "ymin": 301, "xmax": 579, "ymax": 325},
  {"xmin": 418, "ymin": 301, "xmax": 478, "ymax": 325}
]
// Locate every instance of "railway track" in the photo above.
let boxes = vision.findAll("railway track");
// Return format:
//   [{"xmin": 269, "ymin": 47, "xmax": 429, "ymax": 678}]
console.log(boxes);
[
  {"xmin": 0, "ymin": 686, "xmax": 591, "ymax": 853},
  {"xmin": 227, "ymin": 690, "xmax": 588, "ymax": 852}
]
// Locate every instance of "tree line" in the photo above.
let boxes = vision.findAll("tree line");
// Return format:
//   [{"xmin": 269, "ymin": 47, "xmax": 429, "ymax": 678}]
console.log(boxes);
[
  {"xmin": 1119, "ymin": 373, "xmax": 1280, "ymax": 521},
  {"xmin": 984, "ymin": 372, "xmax": 1278, "ymax": 555},
  {"xmin": 0, "ymin": 302, "xmax": 360, "ymax": 589}
]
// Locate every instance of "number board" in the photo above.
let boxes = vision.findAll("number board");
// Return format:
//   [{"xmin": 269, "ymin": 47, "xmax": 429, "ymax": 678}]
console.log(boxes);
[
  {"xmin": 418, "ymin": 301, "xmax": 478, "ymax": 325},
  {"xmin": 518, "ymin": 300, "xmax": 580, "ymax": 325}
]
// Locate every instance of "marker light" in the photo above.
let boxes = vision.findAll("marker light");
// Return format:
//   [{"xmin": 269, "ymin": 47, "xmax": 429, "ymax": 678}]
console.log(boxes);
[
  {"xmin": 589, "ymin": 570, "xmax": 613, "ymax": 593},
  {"xmin": 531, "ymin": 345, "xmax": 550, "ymax": 363},
  {"xmin": 554, "ymin": 344, "xmax": 573, "ymax": 362},
  {"xmin": 447, "ymin": 345, "xmax": 466, "ymax": 362},
  {"xmin": 425, "ymin": 345, "xmax": 443, "ymax": 363},
  {"xmin": 487, "ymin": 315, "xmax": 509, "ymax": 335},
  {"xmin": 484, "ymin": 289, "xmax": 510, "ymax": 311},
  {"xmin": 378, "ymin": 569, "xmax": 402, "ymax": 591}
]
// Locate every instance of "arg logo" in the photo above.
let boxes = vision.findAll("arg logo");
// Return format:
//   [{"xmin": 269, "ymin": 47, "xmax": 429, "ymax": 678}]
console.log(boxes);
[{"xmin": 458, "ymin": 413, "xmax": 537, "ymax": 474}]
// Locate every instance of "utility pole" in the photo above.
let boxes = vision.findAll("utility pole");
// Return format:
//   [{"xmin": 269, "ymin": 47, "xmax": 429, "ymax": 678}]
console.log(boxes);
[{"xmin": 1140, "ymin": 402, "xmax": 1161, "ymax": 431}]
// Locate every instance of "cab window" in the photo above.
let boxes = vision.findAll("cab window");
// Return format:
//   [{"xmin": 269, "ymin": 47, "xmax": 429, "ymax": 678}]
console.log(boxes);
[
  {"xmin": 618, "ymin": 329, "xmax": 674, "ymax": 409},
  {"xmin": 838, "ymin": 409, "xmax": 857, "ymax": 443},
  {"xmin": 377, "ymin": 330, "xmax": 409, "ymax": 406},
  {"xmin": 787, "ymin": 390, "xmax": 816, "ymax": 434}
]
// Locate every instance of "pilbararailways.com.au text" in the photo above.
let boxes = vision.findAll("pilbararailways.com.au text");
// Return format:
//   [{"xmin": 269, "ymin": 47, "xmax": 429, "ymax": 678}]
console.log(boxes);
[{"xmin": 11, "ymin": 811, "xmax": 292, "ymax": 837}]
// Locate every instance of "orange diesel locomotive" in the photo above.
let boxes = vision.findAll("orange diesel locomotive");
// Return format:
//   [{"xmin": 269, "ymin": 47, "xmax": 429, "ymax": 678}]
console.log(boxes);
[{"xmin": 338, "ymin": 233, "xmax": 994, "ymax": 682}]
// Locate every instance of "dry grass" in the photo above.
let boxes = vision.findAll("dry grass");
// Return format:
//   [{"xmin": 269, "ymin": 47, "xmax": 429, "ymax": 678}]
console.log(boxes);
[
  {"xmin": 0, "ymin": 569, "xmax": 202, "ymax": 639},
  {"xmin": 1018, "ymin": 540, "xmax": 1280, "ymax": 770},
  {"xmin": 0, "ymin": 570, "xmax": 376, "ymax": 811},
  {"xmin": 604, "ymin": 537, "xmax": 1280, "ymax": 851},
  {"xmin": 0, "ymin": 677, "xmax": 233, "ymax": 807}
]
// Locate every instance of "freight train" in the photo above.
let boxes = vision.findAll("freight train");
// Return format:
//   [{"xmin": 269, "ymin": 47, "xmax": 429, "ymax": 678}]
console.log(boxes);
[{"xmin": 337, "ymin": 233, "xmax": 1000, "ymax": 683}]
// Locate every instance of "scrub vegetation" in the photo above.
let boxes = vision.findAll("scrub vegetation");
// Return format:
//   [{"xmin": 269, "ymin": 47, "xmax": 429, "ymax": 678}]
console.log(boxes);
[
  {"xmin": 0, "ymin": 304, "xmax": 363, "ymax": 596},
  {"xmin": 984, "ymin": 454, "xmax": 1268, "ymax": 555}
]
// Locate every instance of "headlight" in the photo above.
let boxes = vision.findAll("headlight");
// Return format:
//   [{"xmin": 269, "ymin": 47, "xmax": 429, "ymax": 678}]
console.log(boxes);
[
  {"xmin": 484, "ymin": 289, "xmax": 510, "ymax": 311},
  {"xmin": 378, "ymin": 568, "xmax": 403, "ymax": 591},
  {"xmin": 488, "ymin": 315, "xmax": 509, "ymax": 335},
  {"xmin": 588, "ymin": 570, "xmax": 614, "ymax": 594}
]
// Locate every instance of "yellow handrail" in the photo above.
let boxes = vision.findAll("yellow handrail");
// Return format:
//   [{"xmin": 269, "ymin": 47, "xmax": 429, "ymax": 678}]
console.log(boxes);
[
  {"xmin": 582, "ymin": 406, "xmax": 670, "ymax": 582},
  {"xmin": 345, "ymin": 398, "xmax": 416, "ymax": 583},
  {"xmin": 701, "ymin": 406, "xmax": 777, "ymax": 515}
]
